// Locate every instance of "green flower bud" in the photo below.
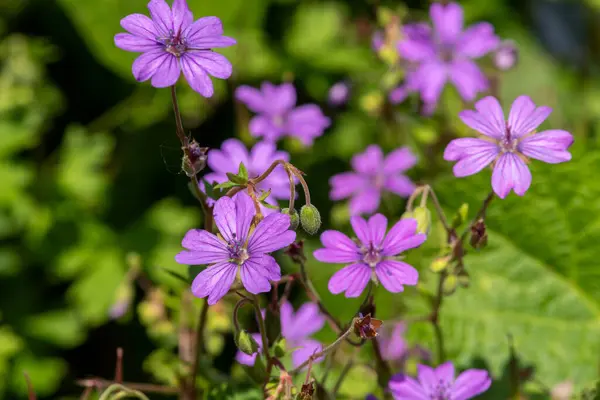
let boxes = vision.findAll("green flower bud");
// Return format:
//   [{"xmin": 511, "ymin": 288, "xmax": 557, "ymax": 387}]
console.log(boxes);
[
  {"xmin": 430, "ymin": 255, "xmax": 451, "ymax": 273},
  {"xmin": 234, "ymin": 329, "xmax": 259, "ymax": 356},
  {"xmin": 273, "ymin": 337, "xmax": 287, "ymax": 358},
  {"xmin": 442, "ymin": 274, "xmax": 458, "ymax": 296},
  {"xmin": 300, "ymin": 204, "xmax": 321, "ymax": 235},
  {"xmin": 281, "ymin": 208, "xmax": 299, "ymax": 230},
  {"xmin": 411, "ymin": 206, "xmax": 431, "ymax": 235}
]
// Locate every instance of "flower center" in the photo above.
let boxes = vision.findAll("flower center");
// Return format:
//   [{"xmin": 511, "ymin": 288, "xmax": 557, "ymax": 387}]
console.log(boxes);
[
  {"xmin": 272, "ymin": 115, "xmax": 285, "ymax": 128},
  {"xmin": 361, "ymin": 244, "xmax": 382, "ymax": 267},
  {"xmin": 430, "ymin": 379, "xmax": 452, "ymax": 400},
  {"xmin": 160, "ymin": 30, "xmax": 187, "ymax": 57},
  {"xmin": 228, "ymin": 238, "xmax": 249, "ymax": 265},
  {"xmin": 373, "ymin": 173, "xmax": 386, "ymax": 189}
]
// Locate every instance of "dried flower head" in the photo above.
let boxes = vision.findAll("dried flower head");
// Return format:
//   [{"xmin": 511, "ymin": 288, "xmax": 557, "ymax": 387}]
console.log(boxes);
[{"xmin": 354, "ymin": 313, "xmax": 383, "ymax": 339}]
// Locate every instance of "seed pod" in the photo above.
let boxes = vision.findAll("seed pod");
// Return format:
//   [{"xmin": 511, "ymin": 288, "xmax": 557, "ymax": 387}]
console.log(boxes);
[
  {"xmin": 281, "ymin": 208, "xmax": 299, "ymax": 230},
  {"xmin": 234, "ymin": 329, "xmax": 259, "ymax": 356}
]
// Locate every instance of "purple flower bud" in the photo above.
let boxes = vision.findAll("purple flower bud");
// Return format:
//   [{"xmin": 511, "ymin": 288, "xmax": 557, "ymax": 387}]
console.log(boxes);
[
  {"xmin": 328, "ymin": 81, "xmax": 351, "ymax": 107},
  {"xmin": 494, "ymin": 40, "xmax": 518, "ymax": 71}
]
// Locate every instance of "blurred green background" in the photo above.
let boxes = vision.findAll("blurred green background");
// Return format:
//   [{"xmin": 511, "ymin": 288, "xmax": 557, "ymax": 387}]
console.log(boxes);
[{"xmin": 1, "ymin": 0, "xmax": 599, "ymax": 398}]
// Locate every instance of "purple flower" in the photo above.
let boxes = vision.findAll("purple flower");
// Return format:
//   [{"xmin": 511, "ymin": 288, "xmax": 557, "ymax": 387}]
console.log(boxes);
[
  {"xmin": 389, "ymin": 2, "xmax": 499, "ymax": 112},
  {"xmin": 114, "ymin": 0, "xmax": 236, "ymax": 96},
  {"xmin": 378, "ymin": 322, "xmax": 407, "ymax": 362},
  {"xmin": 329, "ymin": 145, "xmax": 417, "ymax": 216},
  {"xmin": 203, "ymin": 139, "xmax": 292, "ymax": 213},
  {"xmin": 444, "ymin": 95, "xmax": 574, "ymax": 199},
  {"xmin": 235, "ymin": 333, "xmax": 263, "ymax": 366},
  {"xmin": 235, "ymin": 82, "xmax": 331, "ymax": 146},
  {"xmin": 389, "ymin": 362, "xmax": 492, "ymax": 400},
  {"xmin": 314, "ymin": 214, "xmax": 426, "ymax": 298},
  {"xmin": 328, "ymin": 81, "xmax": 351, "ymax": 107},
  {"xmin": 175, "ymin": 193, "xmax": 296, "ymax": 305},
  {"xmin": 493, "ymin": 40, "xmax": 518, "ymax": 71},
  {"xmin": 280, "ymin": 302, "xmax": 325, "ymax": 368}
]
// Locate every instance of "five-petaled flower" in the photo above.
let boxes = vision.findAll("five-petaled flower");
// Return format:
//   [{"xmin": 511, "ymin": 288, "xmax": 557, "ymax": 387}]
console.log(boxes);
[
  {"xmin": 389, "ymin": 2, "xmax": 499, "ymax": 113},
  {"xmin": 389, "ymin": 362, "xmax": 491, "ymax": 400},
  {"xmin": 444, "ymin": 95, "xmax": 574, "ymax": 198},
  {"xmin": 114, "ymin": 0, "xmax": 236, "ymax": 96},
  {"xmin": 330, "ymin": 145, "xmax": 417, "ymax": 216},
  {"xmin": 203, "ymin": 139, "xmax": 293, "ymax": 214},
  {"xmin": 235, "ymin": 82, "xmax": 331, "ymax": 146},
  {"xmin": 314, "ymin": 214, "xmax": 426, "ymax": 298},
  {"xmin": 175, "ymin": 193, "xmax": 296, "ymax": 305}
]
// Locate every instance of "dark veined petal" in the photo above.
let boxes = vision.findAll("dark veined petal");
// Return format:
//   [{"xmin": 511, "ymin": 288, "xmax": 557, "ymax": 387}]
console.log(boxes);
[
  {"xmin": 518, "ymin": 129, "xmax": 573, "ymax": 164},
  {"xmin": 327, "ymin": 263, "xmax": 371, "ymax": 298},
  {"xmin": 191, "ymin": 262, "xmax": 237, "ymax": 305},
  {"xmin": 491, "ymin": 153, "xmax": 532, "ymax": 199}
]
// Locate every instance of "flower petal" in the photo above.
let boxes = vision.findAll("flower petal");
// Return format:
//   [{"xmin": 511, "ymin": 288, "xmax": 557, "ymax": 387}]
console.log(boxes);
[
  {"xmin": 443, "ymin": 138, "xmax": 498, "ymax": 161},
  {"xmin": 213, "ymin": 196, "xmax": 237, "ymax": 242},
  {"xmin": 185, "ymin": 51, "xmax": 232, "ymax": 79},
  {"xmin": 180, "ymin": 53, "xmax": 214, "ymax": 96},
  {"xmin": 233, "ymin": 192, "xmax": 255, "ymax": 243},
  {"xmin": 417, "ymin": 364, "xmax": 438, "ymax": 393},
  {"xmin": 449, "ymin": 59, "xmax": 488, "ymax": 101},
  {"xmin": 389, "ymin": 85, "xmax": 411, "ymax": 104},
  {"xmin": 508, "ymin": 95, "xmax": 552, "ymax": 138},
  {"xmin": 450, "ymin": 142, "xmax": 499, "ymax": 178},
  {"xmin": 207, "ymin": 138, "xmax": 249, "ymax": 174},
  {"xmin": 147, "ymin": 0, "xmax": 173, "ymax": 36},
  {"xmin": 191, "ymin": 262, "xmax": 237, "ymax": 305},
  {"xmin": 240, "ymin": 255, "xmax": 278, "ymax": 294},
  {"xmin": 430, "ymin": 2, "xmax": 463, "ymax": 44},
  {"xmin": 114, "ymin": 33, "xmax": 160, "ymax": 52},
  {"xmin": 349, "ymin": 187, "xmax": 381, "ymax": 216},
  {"xmin": 383, "ymin": 147, "xmax": 418, "ymax": 174},
  {"xmin": 185, "ymin": 16, "xmax": 224, "ymax": 41},
  {"xmin": 120, "ymin": 13, "xmax": 160, "ymax": 39},
  {"xmin": 172, "ymin": 0, "xmax": 193, "ymax": 35},
  {"xmin": 375, "ymin": 260, "xmax": 419, "ymax": 292},
  {"xmin": 327, "ymin": 263, "xmax": 371, "ymax": 297},
  {"xmin": 248, "ymin": 212, "xmax": 296, "ymax": 253},
  {"xmin": 416, "ymin": 61, "xmax": 447, "ymax": 105},
  {"xmin": 330, "ymin": 172, "xmax": 367, "ymax": 200},
  {"xmin": 235, "ymin": 85, "xmax": 267, "ymax": 113},
  {"xmin": 351, "ymin": 145, "xmax": 384, "ymax": 175},
  {"xmin": 150, "ymin": 53, "xmax": 181, "ymax": 87},
  {"xmin": 518, "ymin": 129, "xmax": 573, "ymax": 163},
  {"xmin": 491, "ymin": 153, "xmax": 532, "ymax": 199},
  {"xmin": 384, "ymin": 175, "xmax": 416, "ymax": 197},
  {"xmin": 368, "ymin": 214, "xmax": 387, "ymax": 247},
  {"xmin": 398, "ymin": 38, "xmax": 436, "ymax": 62},
  {"xmin": 435, "ymin": 361, "xmax": 455, "ymax": 382},
  {"xmin": 249, "ymin": 115, "xmax": 283, "ymax": 141},
  {"xmin": 350, "ymin": 215, "xmax": 370, "ymax": 246},
  {"xmin": 456, "ymin": 22, "xmax": 499, "ymax": 58},
  {"xmin": 279, "ymin": 301, "xmax": 294, "ymax": 336},
  {"xmin": 452, "ymin": 369, "xmax": 492, "ymax": 400},
  {"xmin": 389, "ymin": 375, "xmax": 429, "ymax": 400},
  {"xmin": 281, "ymin": 303, "xmax": 325, "ymax": 340},
  {"xmin": 261, "ymin": 82, "xmax": 297, "ymax": 114},
  {"xmin": 132, "ymin": 48, "xmax": 171, "ymax": 82},
  {"xmin": 472, "ymin": 96, "xmax": 505, "ymax": 137},
  {"xmin": 314, "ymin": 231, "xmax": 361, "ymax": 263},
  {"xmin": 381, "ymin": 219, "xmax": 427, "ymax": 256},
  {"xmin": 291, "ymin": 338, "xmax": 323, "ymax": 368},
  {"xmin": 175, "ymin": 229, "xmax": 228, "ymax": 264},
  {"xmin": 286, "ymin": 104, "xmax": 330, "ymax": 145}
]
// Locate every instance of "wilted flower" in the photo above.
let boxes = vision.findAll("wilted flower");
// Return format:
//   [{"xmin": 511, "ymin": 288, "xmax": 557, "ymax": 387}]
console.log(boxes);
[
  {"xmin": 114, "ymin": 0, "xmax": 236, "ymax": 96},
  {"xmin": 389, "ymin": 362, "xmax": 492, "ymax": 399},
  {"xmin": 444, "ymin": 95, "xmax": 574, "ymax": 198},
  {"xmin": 175, "ymin": 193, "xmax": 296, "ymax": 305},
  {"xmin": 330, "ymin": 145, "xmax": 417, "ymax": 216},
  {"xmin": 314, "ymin": 214, "xmax": 426, "ymax": 297},
  {"xmin": 203, "ymin": 139, "xmax": 292, "ymax": 213},
  {"xmin": 281, "ymin": 302, "xmax": 325, "ymax": 367},
  {"xmin": 354, "ymin": 313, "xmax": 383, "ymax": 339},
  {"xmin": 389, "ymin": 2, "xmax": 499, "ymax": 113},
  {"xmin": 235, "ymin": 82, "xmax": 331, "ymax": 145},
  {"xmin": 328, "ymin": 81, "xmax": 351, "ymax": 107},
  {"xmin": 235, "ymin": 333, "xmax": 263, "ymax": 366}
]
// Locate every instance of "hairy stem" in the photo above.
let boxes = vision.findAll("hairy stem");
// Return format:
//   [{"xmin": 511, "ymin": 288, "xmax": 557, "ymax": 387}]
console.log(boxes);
[{"xmin": 252, "ymin": 294, "xmax": 271, "ymax": 368}]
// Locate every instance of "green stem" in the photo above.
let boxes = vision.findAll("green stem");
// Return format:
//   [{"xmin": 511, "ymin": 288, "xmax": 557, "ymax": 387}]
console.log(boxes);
[{"xmin": 252, "ymin": 295, "xmax": 271, "ymax": 365}]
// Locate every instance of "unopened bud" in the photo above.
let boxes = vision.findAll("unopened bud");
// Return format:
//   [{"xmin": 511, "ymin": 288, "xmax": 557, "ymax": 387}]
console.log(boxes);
[
  {"xmin": 281, "ymin": 208, "xmax": 299, "ymax": 230},
  {"xmin": 430, "ymin": 255, "xmax": 451, "ymax": 273},
  {"xmin": 442, "ymin": 274, "xmax": 458, "ymax": 295},
  {"xmin": 300, "ymin": 205, "xmax": 321, "ymax": 235},
  {"xmin": 273, "ymin": 337, "xmax": 287, "ymax": 358},
  {"xmin": 470, "ymin": 219, "xmax": 488, "ymax": 249},
  {"xmin": 493, "ymin": 40, "xmax": 518, "ymax": 71},
  {"xmin": 234, "ymin": 329, "xmax": 259, "ymax": 356},
  {"xmin": 411, "ymin": 206, "xmax": 431, "ymax": 235},
  {"xmin": 328, "ymin": 81, "xmax": 351, "ymax": 107}
]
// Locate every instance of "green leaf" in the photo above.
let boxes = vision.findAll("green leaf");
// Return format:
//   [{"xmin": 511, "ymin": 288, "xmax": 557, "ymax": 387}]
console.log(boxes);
[
  {"xmin": 429, "ymin": 149, "xmax": 600, "ymax": 389},
  {"xmin": 238, "ymin": 162, "xmax": 248, "ymax": 180},
  {"xmin": 215, "ymin": 181, "xmax": 241, "ymax": 190},
  {"xmin": 24, "ymin": 309, "xmax": 86, "ymax": 348},
  {"xmin": 226, "ymin": 172, "xmax": 247, "ymax": 185}
]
